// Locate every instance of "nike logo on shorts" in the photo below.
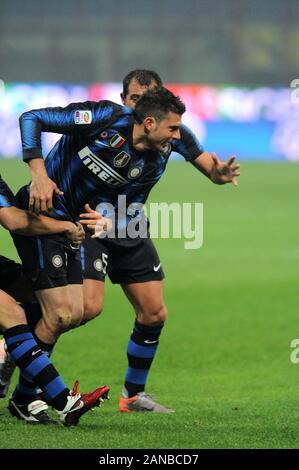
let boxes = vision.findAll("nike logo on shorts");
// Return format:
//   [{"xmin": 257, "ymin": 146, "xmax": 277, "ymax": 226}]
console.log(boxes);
[{"xmin": 153, "ymin": 264, "xmax": 161, "ymax": 272}]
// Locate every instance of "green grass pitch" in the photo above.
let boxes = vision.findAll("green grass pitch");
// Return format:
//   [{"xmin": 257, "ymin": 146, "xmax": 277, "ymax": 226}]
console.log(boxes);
[{"xmin": 0, "ymin": 159, "xmax": 298, "ymax": 449}]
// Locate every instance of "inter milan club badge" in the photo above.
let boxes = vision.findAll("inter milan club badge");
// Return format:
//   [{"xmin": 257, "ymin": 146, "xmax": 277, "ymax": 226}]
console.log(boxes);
[
  {"xmin": 128, "ymin": 166, "xmax": 142, "ymax": 179},
  {"xmin": 110, "ymin": 133, "xmax": 125, "ymax": 148},
  {"xmin": 52, "ymin": 255, "xmax": 63, "ymax": 268},
  {"xmin": 113, "ymin": 151, "xmax": 131, "ymax": 168}
]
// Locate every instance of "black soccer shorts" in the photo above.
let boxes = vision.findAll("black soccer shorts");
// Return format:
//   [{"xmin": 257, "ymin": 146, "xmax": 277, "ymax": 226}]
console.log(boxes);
[
  {"xmin": 12, "ymin": 233, "xmax": 83, "ymax": 291},
  {"xmin": 0, "ymin": 255, "xmax": 23, "ymax": 290},
  {"xmin": 82, "ymin": 231, "xmax": 165, "ymax": 284}
]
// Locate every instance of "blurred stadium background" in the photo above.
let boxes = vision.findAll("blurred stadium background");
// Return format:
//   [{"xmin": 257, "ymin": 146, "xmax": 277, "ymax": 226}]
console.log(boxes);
[
  {"xmin": 1, "ymin": 0, "xmax": 299, "ymax": 160},
  {"xmin": 0, "ymin": 0, "xmax": 299, "ymax": 449}
]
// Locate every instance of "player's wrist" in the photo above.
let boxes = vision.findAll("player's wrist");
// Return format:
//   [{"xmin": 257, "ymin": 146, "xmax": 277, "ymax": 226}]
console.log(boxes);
[
  {"xmin": 29, "ymin": 159, "xmax": 49, "ymax": 178},
  {"xmin": 63, "ymin": 222, "xmax": 77, "ymax": 236}
]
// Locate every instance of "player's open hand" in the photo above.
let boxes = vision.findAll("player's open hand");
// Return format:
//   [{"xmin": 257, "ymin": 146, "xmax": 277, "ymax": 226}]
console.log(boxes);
[
  {"xmin": 80, "ymin": 204, "xmax": 113, "ymax": 238},
  {"xmin": 29, "ymin": 175, "xmax": 64, "ymax": 215},
  {"xmin": 210, "ymin": 153, "xmax": 240, "ymax": 186}
]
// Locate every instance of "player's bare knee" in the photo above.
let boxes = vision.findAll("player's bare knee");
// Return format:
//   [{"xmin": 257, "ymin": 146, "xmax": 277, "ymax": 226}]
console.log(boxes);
[
  {"xmin": 68, "ymin": 304, "xmax": 84, "ymax": 328},
  {"xmin": 153, "ymin": 304, "xmax": 167, "ymax": 324},
  {"xmin": 82, "ymin": 299, "xmax": 104, "ymax": 323},
  {"xmin": 138, "ymin": 304, "xmax": 167, "ymax": 326},
  {"xmin": 46, "ymin": 309, "xmax": 73, "ymax": 334},
  {"xmin": 57, "ymin": 312, "xmax": 72, "ymax": 330}
]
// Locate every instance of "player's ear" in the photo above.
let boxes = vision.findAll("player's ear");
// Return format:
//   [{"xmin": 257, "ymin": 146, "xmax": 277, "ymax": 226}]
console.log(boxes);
[
  {"xmin": 120, "ymin": 93, "xmax": 125, "ymax": 105},
  {"xmin": 143, "ymin": 116, "xmax": 156, "ymax": 132}
]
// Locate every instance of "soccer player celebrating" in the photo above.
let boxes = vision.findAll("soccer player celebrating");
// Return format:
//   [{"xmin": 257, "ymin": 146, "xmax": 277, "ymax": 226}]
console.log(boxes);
[
  {"xmin": 10, "ymin": 84, "xmax": 239, "ymax": 415},
  {"xmin": 0, "ymin": 176, "xmax": 109, "ymax": 424},
  {"xmin": 79, "ymin": 71, "xmax": 240, "ymax": 413}
]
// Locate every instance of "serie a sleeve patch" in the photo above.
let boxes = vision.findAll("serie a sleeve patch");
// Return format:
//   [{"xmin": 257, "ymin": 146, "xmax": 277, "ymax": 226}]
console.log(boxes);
[{"xmin": 74, "ymin": 110, "xmax": 92, "ymax": 124}]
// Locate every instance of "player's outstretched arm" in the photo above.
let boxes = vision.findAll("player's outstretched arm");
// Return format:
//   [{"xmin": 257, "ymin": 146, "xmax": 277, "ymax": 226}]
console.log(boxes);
[
  {"xmin": 0, "ymin": 206, "xmax": 84, "ymax": 245},
  {"xmin": 192, "ymin": 151, "xmax": 240, "ymax": 186}
]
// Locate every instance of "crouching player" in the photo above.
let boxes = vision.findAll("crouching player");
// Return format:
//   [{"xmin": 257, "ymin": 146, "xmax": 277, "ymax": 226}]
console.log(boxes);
[{"xmin": 0, "ymin": 176, "xmax": 109, "ymax": 424}]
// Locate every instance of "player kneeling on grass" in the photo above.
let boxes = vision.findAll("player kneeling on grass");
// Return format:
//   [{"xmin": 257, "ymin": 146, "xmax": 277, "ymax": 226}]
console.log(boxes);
[{"xmin": 0, "ymin": 176, "xmax": 109, "ymax": 425}]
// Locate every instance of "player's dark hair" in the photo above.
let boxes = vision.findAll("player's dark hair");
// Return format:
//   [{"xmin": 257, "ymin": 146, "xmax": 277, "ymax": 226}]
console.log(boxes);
[
  {"xmin": 134, "ymin": 87, "xmax": 185, "ymax": 123},
  {"xmin": 122, "ymin": 69, "xmax": 163, "ymax": 97}
]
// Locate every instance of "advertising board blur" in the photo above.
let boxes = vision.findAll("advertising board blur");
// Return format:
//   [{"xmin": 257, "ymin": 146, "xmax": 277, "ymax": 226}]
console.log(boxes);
[{"xmin": 0, "ymin": 82, "xmax": 298, "ymax": 161}]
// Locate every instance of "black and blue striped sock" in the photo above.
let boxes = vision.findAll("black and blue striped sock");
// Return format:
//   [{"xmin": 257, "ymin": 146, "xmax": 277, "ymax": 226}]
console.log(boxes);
[
  {"xmin": 15, "ymin": 302, "xmax": 45, "ymax": 403},
  {"xmin": 14, "ymin": 335, "xmax": 55, "ymax": 404},
  {"xmin": 4, "ymin": 325, "xmax": 68, "ymax": 410},
  {"xmin": 124, "ymin": 320, "xmax": 164, "ymax": 398}
]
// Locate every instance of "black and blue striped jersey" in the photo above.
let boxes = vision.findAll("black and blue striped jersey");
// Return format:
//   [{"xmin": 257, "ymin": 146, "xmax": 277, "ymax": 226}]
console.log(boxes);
[
  {"xmin": 0, "ymin": 177, "xmax": 15, "ymax": 208},
  {"xmin": 19, "ymin": 100, "xmax": 204, "ymax": 222}
]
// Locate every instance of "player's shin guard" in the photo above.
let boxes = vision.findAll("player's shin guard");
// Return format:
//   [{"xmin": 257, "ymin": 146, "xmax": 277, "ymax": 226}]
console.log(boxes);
[
  {"xmin": 14, "ymin": 334, "xmax": 55, "ymax": 404},
  {"xmin": 124, "ymin": 320, "xmax": 164, "ymax": 398},
  {"xmin": 3, "ymin": 325, "xmax": 68, "ymax": 410},
  {"xmin": 15, "ymin": 302, "xmax": 50, "ymax": 403}
]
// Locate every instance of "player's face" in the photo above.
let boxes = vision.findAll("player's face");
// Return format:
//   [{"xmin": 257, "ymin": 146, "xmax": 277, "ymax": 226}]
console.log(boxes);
[
  {"xmin": 121, "ymin": 79, "xmax": 158, "ymax": 109},
  {"xmin": 144, "ymin": 112, "xmax": 182, "ymax": 153}
]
